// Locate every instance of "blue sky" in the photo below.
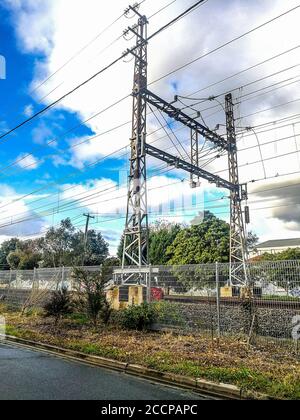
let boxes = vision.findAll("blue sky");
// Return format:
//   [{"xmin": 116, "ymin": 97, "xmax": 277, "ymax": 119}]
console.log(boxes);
[{"xmin": 0, "ymin": 0, "xmax": 300, "ymax": 254}]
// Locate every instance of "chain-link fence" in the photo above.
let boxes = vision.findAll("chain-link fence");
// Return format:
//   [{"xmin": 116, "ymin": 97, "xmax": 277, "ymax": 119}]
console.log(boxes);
[
  {"xmin": 0, "ymin": 261, "xmax": 299, "ymax": 345},
  {"xmin": 0, "ymin": 266, "xmax": 101, "ymax": 311},
  {"xmin": 149, "ymin": 261, "xmax": 300, "ymax": 346}
]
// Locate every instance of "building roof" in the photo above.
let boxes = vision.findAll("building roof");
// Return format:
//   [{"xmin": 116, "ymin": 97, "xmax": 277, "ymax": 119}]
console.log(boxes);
[{"xmin": 257, "ymin": 238, "xmax": 300, "ymax": 249}]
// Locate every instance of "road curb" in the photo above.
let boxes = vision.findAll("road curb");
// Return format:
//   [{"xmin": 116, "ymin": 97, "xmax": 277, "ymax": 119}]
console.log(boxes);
[{"xmin": 1, "ymin": 334, "xmax": 268, "ymax": 400}]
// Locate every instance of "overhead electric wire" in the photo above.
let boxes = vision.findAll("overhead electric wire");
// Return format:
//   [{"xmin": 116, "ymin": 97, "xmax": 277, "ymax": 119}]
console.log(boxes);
[
  {"xmin": 236, "ymin": 98, "xmax": 300, "ymax": 121},
  {"xmin": 0, "ymin": 176, "xmax": 188, "ymax": 230},
  {"xmin": 150, "ymin": 4, "xmax": 300, "ymax": 85},
  {"xmin": 5, "ymin": 65, "xmax": 299, "ymax": 180},
  {"xmin": 212, "ymin": 150, "xmax": 300, "ymax": 177},
  {"xmin": 2, "ymin": 0, "xmax": 294, "ymax": 149},
  {"xmin": 177, "ymin": 45, "xmax": 300, "ymax": 100},
  {"xmin": 2, "ymin": 12, "xmax": 300, "ymax": 176},
  {"xmin": 25, "ymin": 191, "xmax": 300, "ymax": 237},
  {"xmin": 29, "ymin": 2, "xmax": 144, "ymax": 96},
  {"xmin": 0, "ymin": 0, "xmax": 207, "ymax": 144},
  {"xmin": 148, "ymin": 0, "xmax": 177, "ymax": 19},
  {"xmin": 5, "ymin": 168, "xmax": 300, "ymax": 234},
  {"xmin": 178, "ymin": 63, "xmax": 300, "ymax": 104},
  {"xmin": 2, "ymin": 1, "xmax": 300, "ymax": 225},
  {"xmin": 37, "ymin": 0, "xmax": 177, "ymax": 105},
  {"xmin": 149, "ymin": 105, "xmax": 189, "ymax": 160}
]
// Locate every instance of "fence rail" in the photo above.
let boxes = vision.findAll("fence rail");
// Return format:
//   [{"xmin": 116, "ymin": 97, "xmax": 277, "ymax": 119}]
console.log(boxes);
[{"xmin": 0, "ymin": 261, "xmax": 299, "ymax": 346}]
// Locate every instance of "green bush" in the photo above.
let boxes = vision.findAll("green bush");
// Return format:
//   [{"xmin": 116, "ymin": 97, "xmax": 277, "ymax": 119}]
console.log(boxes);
[
  {"xmin": 72, "ymin": 267, "xmax": 112, "ymax": 327},
  {"xmin": 120, "ymin": 303, "xmax": 157, "ymax": 331}
]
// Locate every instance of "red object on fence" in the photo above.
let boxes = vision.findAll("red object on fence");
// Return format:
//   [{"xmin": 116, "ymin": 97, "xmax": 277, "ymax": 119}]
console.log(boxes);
[{"xmin": 151, "ymin": 287, "xmax": 164, "ymax": 301}]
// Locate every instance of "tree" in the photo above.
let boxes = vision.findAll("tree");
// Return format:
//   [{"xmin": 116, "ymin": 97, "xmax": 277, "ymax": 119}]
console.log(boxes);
[
  {"xmin": 72, "ymin": 267, "xmax": 111, "ymax": 327},
  {"xmin": 71, "ymin": 230, "xmax": 109, "ymax": 266},
  {"xmin": 117, "ymin": 221, "xmax": 183, "ymax": 266},
  {"xmin": 103, "ymin": 257, "xmax": 121, "ymax": 268},
  {"xmin": 7, "ymin": 248, "xmax": 41, "ymax": 270},
  {"xmin": 40, "ymin": 219, "xmax": 109, "ymax": 267},
  {"xmin": 41, "ymin": 219, "xmax": 76, "ymax": 267},
  {"xmin": 0, "ymin": 238, "xmax": 21, "ymax": 270},
  {"xmin": 247, "ymin": 231, "xmax": 259, "ymax": 253},
  {"xmin": 7, "ymin": 251, "xmax": 22, "ymax": 270},
  {"xmin": 149, "ymin": 221, "xmax": 182, "ymax": 265},
  {"xmin": 166, "ymin": 211, "xmax": 230, "ymax": 265},
  {"xmin": 254, "ymin": 248, "xmax": 300, "ymax": 262}
]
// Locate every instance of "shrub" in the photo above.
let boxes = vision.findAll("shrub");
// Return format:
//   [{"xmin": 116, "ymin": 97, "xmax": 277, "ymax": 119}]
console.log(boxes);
[
  {"xmin": 72, "ymin": 267, "xmax": 111, "ymax": 327},
  {"xmin": 43, "ymin": 287, "xmax": 73, "ymax": 325},
  {"xmin": 152, "ymin": 301, "xmax": 185, "ymax": 327},
  {"xmin": 120, "ymin": 303, "xmax": 157, "ymax": 331}
]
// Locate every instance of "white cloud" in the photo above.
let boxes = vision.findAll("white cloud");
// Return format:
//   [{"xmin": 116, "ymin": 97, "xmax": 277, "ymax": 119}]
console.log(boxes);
[
  {"xmin": 23, "ymin": 104, "xmax": 34, "ymax": 117},
  {"xmin": 16, "ymin": 153, "xmax": 40, "ymax": 170},
  {"xmin": 0, "ymin": 184, "xmax": 47, "ymax": 238}
]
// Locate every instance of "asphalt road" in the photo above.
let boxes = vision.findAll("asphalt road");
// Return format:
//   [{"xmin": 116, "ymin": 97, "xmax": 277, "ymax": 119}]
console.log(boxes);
[{"xmin": 0, "ymin": 343, "xmax": 210, "ymax": 400}]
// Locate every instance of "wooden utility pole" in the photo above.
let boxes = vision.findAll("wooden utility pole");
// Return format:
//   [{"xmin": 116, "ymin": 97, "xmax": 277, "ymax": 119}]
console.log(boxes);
[{"xmin": 83, "ymin": 213, "xmax": 95, "ymax": 266}]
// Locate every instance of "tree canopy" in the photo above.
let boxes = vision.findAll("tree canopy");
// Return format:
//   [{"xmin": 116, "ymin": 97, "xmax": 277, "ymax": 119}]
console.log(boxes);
[
  {"xmin": 254, "ymin": 248, "xmax": 300, "ymax": 262},
  {"xmin": 117, "ymin": 212, "xmax": 262, "ymax": 267},
  {"xmin": 117, "ymin": 221, "xmax": 183, "ymax": 266},
  {"xmin": 0, "ymin": 218, "xmax": 109, "ymax": 270},
  {"xmin": 149, "ymin": 221, "xmax": 182, "ymax": 265},
  {"xmin": 166, "ymin": 211, "xmax": 230, "ymax": 265}
]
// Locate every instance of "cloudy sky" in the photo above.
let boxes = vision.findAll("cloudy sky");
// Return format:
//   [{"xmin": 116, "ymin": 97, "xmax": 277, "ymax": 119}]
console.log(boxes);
[{"xmin": 0, "ymin": 0, "xmax": 300, "ymax": 254}]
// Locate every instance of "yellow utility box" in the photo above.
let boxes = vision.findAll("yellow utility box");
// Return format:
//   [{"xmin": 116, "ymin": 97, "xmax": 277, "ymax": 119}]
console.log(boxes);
[
  {"xmin": 106, "ymin": 285, "xmax": 147, "ymax": 310},
  {"xmin": 220, "ymin": 286, "xmax": 240, "ymax": 298},
  {"xmin": 220, "ymin": 286, "xmax": 233, "ymax": 298},
  {"xmin": 106, "ymin": 287, "xmax": 120, "ymax": 311},
  {"xmin": 220, "ymin": 286, "xmax": 261, "ymax": 299}
]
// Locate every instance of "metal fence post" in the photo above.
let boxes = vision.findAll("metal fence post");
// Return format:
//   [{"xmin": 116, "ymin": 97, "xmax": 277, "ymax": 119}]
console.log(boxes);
[
  {"xmin": 6, "ymin": 269, "xmax": 12, "ymax": 301},
  {"xmin": 33, "ymin": 267, "xmax": 37, "ymax": 290},
  {"xmin": 61, "ymin": 266, "xmax": 65, "ymax": 290},
  {"xmin": 216, "ymin": 262, "xmax": 221, "ymax": 341},
  {"xmin": 147, "ymin": 264, "xmax": 152, "ymax": 304}
]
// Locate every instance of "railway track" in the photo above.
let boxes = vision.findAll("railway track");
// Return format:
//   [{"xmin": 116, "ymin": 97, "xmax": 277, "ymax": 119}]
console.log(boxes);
[{"xmin": 164, "ymin": 295, "xmax": 300, "ymax": 310}]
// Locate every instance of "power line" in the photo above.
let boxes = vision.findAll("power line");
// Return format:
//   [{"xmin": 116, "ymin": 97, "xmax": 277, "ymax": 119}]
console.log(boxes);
[
  {"xmin": 176, "ymin": 44, "xmax": 300, "ymax": 99},
  {"xmin": 5, "ymin": 66, "xmax": 299, "ymax": 180},
  {"xmin": 149, "ymin": 105, "xmax": 189, "ymax": 160},
  {"xmin": 2, "ymin": 1, "xmax": 300, "ymax": 228},
  {"xmin": 178, "ymin": 63, "xmax": 300, "ymax": 103},
  {"xmin": 29, "ymin": 2, "xmax": 144, "ymax": 97},
  {"xmin": 179, "ymin": 70, "xmax": 300, "ymax": 118},
  {"xmin": 3, "ymin": 28, "xmax": 300, "ymax": 177},
  {"xmin": 0, "ymin": 0, "xmax": 207, "ymax": 143},
  {"xmin": 148, "ymin": 0, "xmax": 177, "ymax": 19},
  {"xmin": 150, "ymin": 4, "xmax": 300, "ymax": 85},
  {"xmin": 212, "ymin": 150, "xmax": 300, "ymax": 177},
  {"xmin": 0, "ymin": 176, "xmax": 187, "ymax": 230},
  {"xmin": 236, "ymin": 98, "xmax": 300, "ymax": 121},
  {"xmin": 36, "ymin": 0, "xmax": 177, "ymax": 106}
]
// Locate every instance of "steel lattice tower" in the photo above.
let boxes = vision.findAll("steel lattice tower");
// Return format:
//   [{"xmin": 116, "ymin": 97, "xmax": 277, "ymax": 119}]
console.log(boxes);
[
  {"xmin": 225, "ymin": 93, "xmax": 249, "ymax": 285},
  {"xmin": 119, "ymin": 10, "xmax": 248, "ymax": 287},
  {"xmin": 122, "ymin": 14, "xmax": 149, "ymax": 268}
]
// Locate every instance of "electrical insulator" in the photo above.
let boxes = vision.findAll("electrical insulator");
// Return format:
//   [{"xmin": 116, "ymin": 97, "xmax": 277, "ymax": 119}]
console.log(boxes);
[{"xmin": 245, "ymin": 206, "xmax": 250, "ymax": 224}]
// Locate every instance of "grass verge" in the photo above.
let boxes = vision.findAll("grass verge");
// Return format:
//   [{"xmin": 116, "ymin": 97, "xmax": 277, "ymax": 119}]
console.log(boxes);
[{"xmin": 2, "ymin": 311, "xmax": 300, "ymax": 400}]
